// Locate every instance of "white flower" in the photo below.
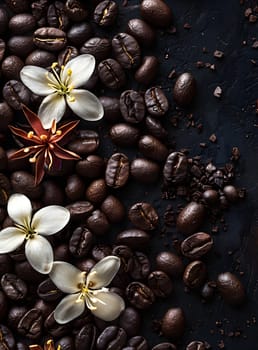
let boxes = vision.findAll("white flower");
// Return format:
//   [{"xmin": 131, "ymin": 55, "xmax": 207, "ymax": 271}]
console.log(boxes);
[
  {"xmin": 0, "ymin": 193, "xmax": 70, "ymax": 274},
  {"xmin": 49, "ymin": 256, "xmax": 125, "ymax": 324},
  {"xmin": 20, "ymin": 54, "xmax": 104, "ymax": 129}
]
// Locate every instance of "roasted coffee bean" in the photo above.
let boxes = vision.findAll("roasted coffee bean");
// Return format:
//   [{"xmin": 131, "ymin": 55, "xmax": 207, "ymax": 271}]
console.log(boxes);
[
  {"xmin": 144, "ymin": 87, "xmax": 169, "ymax": 117},
  {"xmin": 112, "ymin": 245, "xmax": 133, "ymax": 273},
  {"xmin": 120, "ymin": 90, "xmax": 145, "ymax": 124},
  {"xmin": 17, "ymin": 343, "xmax": 29, "ymax": 350},
  {"xmin": 130, "ymin": 252, "xmax": 150, "ymax": 280},
  {"xmin": 138, "ymin": 135, "xmax": 168, "ymax": 162},
  {"xmin": 96, "ymin": 326, "xmax": 127, "ymax": 350},
  {"xmin": 0, "ymin": 102, "xmax": 13, "ymax": 131},
  {"xmin": 183, "ymin": 261, "xmax": 207, "ymax": 289},
  {"xmin": 41, "ymin": 179, "xmax": 64, "ymax": 205},
  {"xmin": 58, "ymin": 46, "xmax": 78, "ymax": 66},
  {"xmin": 94, "ymin": 0, "xmax": 118, "ymax": 27},
  {"xmin": 17, "ymin": 309, "xmax": 43, "ymax": 339},
  {"xmin": 0, "ymin": 39, "xmax": 6, "ymax": 63},
  {"xmin": 156, "ymin": 251, "xmax": 184, "ymax": 278},
  {"xmin": 37, "ymin": 278, "xmax": 63, "ymax": 302},
  {"xmin": 47, "ymin": 1, "xmax": 69, "ymax": 30},
  {"xmin": 15, "ymin": 261, "xmax": 43, "ymax": 283},
  {"xmin": 55, "ymin": 336, "xmax": 74, "ymax": 350},
  {"xmin": 3, "ymin": 80, "xmax": 31, "ymax": 110},
  {"xmin": 101, "ymin": 195, "xmax": 125, "ymax": 223},
  {"xmin": 66, "ymin": 201, "xmax": 94, "ymax": 222},
  {"xmin": 148, "ymin": 271, "xmax": 173, "ymax": 298},
  {"xmin": 127, "ymin": 336, "xmax": 148, "ymax": 350},
  {"xmin": 105, "ymin": 153, "xmax": 129, "ymax": 188},
  {"xmin": 76, "ymin": 155, "xmax": 105, "ymax": 179},
  {"xmin": 99, "ymin": 96, "xmax": 121, "ymax": 123},
  {"xmin": 0, "ymin": 173, "xmax": 11, "ymax": 205},
  {"xmin": 119, "ymin": 307, "xmax": 141, "ymax": 337},
  {"xmin": 68, "ymin": 130, "xmax": 99, "ymax": 155},
  {"xmin": 0, "ymin": 325, "xmax": 15, "ymax": 350},
  {"xmin": 0, "ymin": 149, "xmax": 7, "ymax": 172},
  {"xmin": 65, "ymin": 174, "xmax": 85, "ymax": 201},
  {"xmin": 0, "ymin": 291, "xmax": 8, "ymax": 321},
  {"xmin": 10, "ymin": 171, "xmax": 42, "ymax": 199},
  {"xmin": 7, "ymin": 36, "xmax": 34, "ymax": 57},
  {"xmin": 65, "ymin": 0, "xmax": 88, "ymax": 21},
  {"xmin": 176, "ymin": 202, "xmax": 206, "ymax": 235},
  {"xmin": 152, "ymin": 343, "xmax": 177, "ymax": 350},
  {"xmin": 140, "ymin": 0, "xmax": 173, "ymax": 28},
  {"xmin": 126, "ymin": 282, "xmax": 155, "ymax": 309},
  {"xmin": 85, "ymin": 179, "xmax": 108, "ymax": 204},
  {"xmin": 145, "ymin": 115, "xmax": 168, "ymax": 140},
  {"xmin": 9, "ymin": 14, "xmax": 36, "ymax": 34},
  {"xmin": 128, "ymin": 202, "xmax": 159, "ymax": 230},
  {"xmin": 54, "ymin": 244, "xmax": 70, "ymax": 261},
  {"xmin": 5, "ymin": 0, "xmax": 30, "ymax": 13},
  {"xmin": 116, "ymin": 229, "xmax": 150, "ymax": 250},
  {"xmin": 217, "ymin": 272, "xmax": 245, "ymax": 305},
  {"xmin": 76, "ymin": 258, "xmax": 95, "ymax": 273},
  {"xmin": 0, "ymin": 8, "xmax": 8, "ymax": 35},
  {"xmin": 7, "ymin": 306, "xmax": 28, "ymax": 329},
  {"xmin": 34, "ymin": 27, "xmax": 67, "ymax": 51},
  {"xmin": 112, "ymin": 33, "xmax": 141, "ymax": 70},
  {"xmin": 181, "ymin": 232, "xmax": 213, "ymax": 259},
  {"xmin": 161, "ymin": 308, "xmax": 185, "ymax": 339},
  {"xmin": 1, "ymin": 273, "xmax": 27, "ymax": 301},
  {"xmin": 173, "ymin": 72, "xmax": 197, "ymax": 106},
  {"xmin": 163, "ymin": 152, "xmax": 188, "ymax": 184},
  {"xmin": 75, "ymin": 323, "xmax": 97, "ymax": 350},
  {"xmin": 0, "ymin": 255, "xmax": 12, "ymax": 275},
  {"xmin": 92, "ymin": 244, "xmax": 112, "ymax": 261},
  {"xmin": 202, "ymin": 189, "xmax": 219, "ymax": 206},
  {"xmin": 25, "ymin": 50, "xmax": 56, "ymax": 67},
  {"xmin": 98, "ymin": 58, "xmax": 126, "ymax": 89},
  {"xmin": 223, "ymin": 185, "xmax": 238, "ymax": 202},
  {"xmin": 67, "ymin": 22, "xmax": 92, "ymax": 46},
  {"xmin": 201, "ymin": 281, "xmax": 216, "ymax": 300},
  {"xmin": 130, "ymin": 158, "xmax": 160, "ymax": 184},
  {"xmin": 87, "ymin": 210, "xmax": 110, "ymax": 235},
  {"xmin": 110, "ymin": 123, "xmax": 140, "ymax": 147},
  {"xmin": 2, "ymin": 55, "xmax": 24, "ymax": 80},
  {"xmin": 127, "ymin": 18, "xmax": 155, "ymax": 47},
  {"xmin": 44, "ymin": 311, "xmax": 70, "ymax": 337},
  {"xmin": 186, "ymin": 341, "xmax": 211, "ymax": 350},
  {"xmin": 80, "ymin": 37, "xmax": 111, "ymax": 62},
  {"xmin": 135, "ymin": 56, "xmax": 159, "ymax": 85}
]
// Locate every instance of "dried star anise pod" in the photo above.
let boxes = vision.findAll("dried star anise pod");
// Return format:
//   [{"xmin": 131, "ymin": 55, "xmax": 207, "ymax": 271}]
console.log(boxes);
[{"xmin": 9, "ymin": 105, "xmax": 80, "ymax": 184}]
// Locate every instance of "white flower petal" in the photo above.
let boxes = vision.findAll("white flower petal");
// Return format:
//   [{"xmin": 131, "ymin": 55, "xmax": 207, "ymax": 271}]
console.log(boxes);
[
  {"xmin": 54, "ymin": 293, "xmax": 85, "ymax": 324},
  {"xmin": 38, "ymin": 93, "xmax": 66, "ymax": 129},
  {"xmin": 62, "ymin": 54, "xmax": 95, "ymax": 88},
  {"xmin": 90, "ymin": 291, "xmax": 125, "ymax": 321},
  {"xmin": 67, "ymin": 89, "xmax": 104, "ymax": 121},
  {"xmin": 20, "ymin": 66, "xmax": 53, "ymax": 96},
  {"xmin": 0, "ymin": 227, "xmax": 25, "ymax": 253},
  {"xmin": 25, "ymin": 235, "xmax": 53, "ymax": 274},
  {"xmin": 31, "ymin": 205, "xmax": 70, "ymax": 236},
  {"xmin": 7, "ymin": 193, "xmax": 32, "ymax": 226},
  {"xmin": 49, "ymin": 261, "xmax": 84, "ymax": 293},
  {"xmin": 87, "ymin": 256, "xmax": 120, "ymax": 289}
]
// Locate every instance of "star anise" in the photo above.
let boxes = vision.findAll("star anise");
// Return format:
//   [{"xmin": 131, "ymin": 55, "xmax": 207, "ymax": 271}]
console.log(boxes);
[
  {"xmin": 29, "ymin": 339, "xmax": 61, "ymax": 350},
  {"xmin": 9, "ymin": 105, "xmax": 80, "ymax": 185}
]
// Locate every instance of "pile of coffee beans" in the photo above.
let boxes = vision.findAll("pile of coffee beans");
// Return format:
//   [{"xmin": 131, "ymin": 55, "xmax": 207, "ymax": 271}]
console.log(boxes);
[{"xmin": 0, "ymin": 0, "xmax": 247, "ymax": 349}]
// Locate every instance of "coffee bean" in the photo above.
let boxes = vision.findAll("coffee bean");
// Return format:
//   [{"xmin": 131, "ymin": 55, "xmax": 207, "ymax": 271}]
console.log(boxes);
[
  {"xmin": 25, "ymin": 49, "xmax": 56, "ymax": 67},
  {"xmin": 186, "ymin": 341, "xmax": 211, "ymax": 350},
  {"xmin": 67, "ymin": 22, "xmax": 93, "ymax": 46},
  {"xmin": 127, "ymin": 336, "xmax": 148, "ymax": 350},
  {"xmin": 135, "ymin": 56, "xmax": 159, "ymax": 85},
  {"xmin": 5, "ymin": 0, "xmax": 30, "ymax": 13},
  {"xmin": 156, "ymin": 251, "xmax": 184, "ymax": 278},
  {"xmin": 116, "ymin": 229, "xmax": 150, "ymax": 250},
  {"xmin": 85, "ymin": 179, "xmax": 108, "ymax": 204},
  {"xmin": 138, "ymin": 135, "xmax": 168, "ymax": 162},
  {"xmin": 66, "ymin": 201, "xmax": 94, "ymax": 222},
  {"xmin": 68, "ymin": 130, "xmax": 99, "ymax": 155},
  {"xmin": 112, "ymin": 33, "xmax": 141, "ymax": 70},
  {"xmin": 37, "ymin": 278, "xmax": 63, "ymax": 302},
  {"xmin": 55, "ymin": 336, "xmax": 75, "ymax": 350},
  {"xmin": 17, "ymin": 309, "xmax": 43, "ymax": 339},
  {"xmin": 145, "ymin": 115, "xmax": 168, "ymax": 140},
  {"xmin": 94, "ymin": 0, "xmax": 118, "ymax": 27},
  {"xmin": 1, "ymin": 273, "xmax": 27, "ymax": 301},
  {"xmin": 110, "ymin": 123, "xmax": 140, "ymax": 147},
  {"xmin": 99, "ymin": 96, "xmax": 121, "ymax": 122},
  {"xmin": 144, "ymin": 87, "xmax": 169, "ymax": 117},
  {"xmin": 10, "ymin": 171, "xmax": 42, "ymax": 199},
  {"xmin": 98, "ymin": 58, "xmax": 126, "ymax": 90},
  {"xmin": 140, "ymin": 0, "xmax": 173, "ymax": 28},
  {"xmin": 183, "ymin": 261, "xmax": 207, "ymax": 289},
  {"xmin": 65, "ymin": 174, "xmax": 85, "ymax": 201},
  {"xmin": 86, "ymin": 210, "xmax": 110, "ymax": 236},
  {"xmin": 76, "ymin": 155, "xmax": 105, "ymax": 179},
  {"xmin": 7, "ymin": 36, "xmax": 34, "ymax": 57},
  {"xmin": 0, "ymin": 173, "xmax": 11, "ymax": 205},
  {"xmin": 44, "ymin": 311, "xmax": 70, "ymax": 337},
  {"xmin": 75, "ymin": 323, "xmax": 97, "ymax": 350},
  {"xmin": 0, "ymin": 291, "xmax": 8, "ymax": 321},
  {"xmin": 118, "ymin": 307, "xmax": 141, "ymax": 337},
  {"xmin": 176, "ymin": 202, "xmax": 205, "ymax": 235},
  {"xmin": 163, "ymin": 152, "xmax": 188, "ymax": 185},
  {"xmin": 223, "ymin": 185, "xmax": 238, "ymax": 202},
  {"xmin": 148, "ymin": 271, "xmax": 173, "ymax": 298},
  {"xmin": 127, "ymin": 18, "xmax": 156, "ymax": 47},
  {"xmin": 9, "ymin": 14, "xmax": 36, "ymax": 34},
  {"xmin": 130, "ymin": 158, "xmax": 160, "ymax": 184},
  {"xmin": 161, "ymin": 308, "xmax": 185, "ymax": 339},
  {"xmin": 181, "ymin": 232, "xmax": 213, "ymax": 259},
  {"xmin": 41, "ymin": 179, "xmax": 64, "ymax": 205},
  {"xmin": 3, "ymin": 80, "xmax": 31, "ymax": 110},
  {"xmin": 120, "ymin": 90, "xmax": 145, "ymax": 124},
  {"xmin": 7, "ymin": 305, "xmax": 28, "ymax": 329},
  {"xmin": 101, "ymin": 195, "xmax": 125, "ymax": 223},
  {"xmin": 202, "ymin": 189, "xmax": 219, "ymax": 206},
  {"xmin": 14, "ymin": 261, "xmax": 43, "ymax": 283},
  {"xmin": 0, "ymin": 325, "xmax": 15, "ymax": 350},
  {"xmin": 47, "ymin": 1, "xmax": 69, "ymax": 30},
  {"xmin": 34, "ymin": 27, "xmax": 67, "ymax": 51},
  {"xmin": 126, "ymin": 282, "xmax": 155, "ymax": 309},
  {"xmin": 105, "ymin": 153, "xmax": 129, "ymax": 188},
  {"xmin": 0, "ymin": 39, "xmax": 6, "ymax": 63},
  {"xmin": 130, "ymin": 252, "xmax": 150, "ymax": 280},
  {"xmin": 173, "ymin": 72, "xmax": 197, "ymax": 106},
  {"xmin": 0, "ymin": 102, "xmax": 13, "ymax": 131},
  {"xmin": 0, "ymin": 8, "xmax": 8, "ymax": 35},
  {"xmin": 1, "ymin": 55, "xmax": 24, "ymax": 80},
  {"xmin": 96, "ymin": 326, "xmax": 127, "ymax": 350},
  {"xmin": 80, "ymin": 37, "xmax": 111, "ymax": 62},
  {"xmin": 58, "ymin": 46, "xmax": 78, "ymax": 66},
  {"xmin": 0, "ymin": 255, "xmax": 12, "ymax": 276},
  {"xmin": 17, "ymin": 343, "xmax": 29, "ymax": 350},
  {"xmin": 152, "ymin": 343, "xmax": 177, "ymax": 350},
  {"xmin": 65, "ymin": 0, "xmax": 88, "ymax": 21},
  {"xmin": 217, "ymin": 272, "xmax": 245, "ymax": 305},
  {"xmin": 128, "ymin": 202, "xmax": 159, "ymax": 230},
  {"xmin": 201, "ymin": 281, "xmax": 216, "ymax": 300},
  {"xmin": 92, "ymin": 244, "xmax": 112, "ymax": 261}
]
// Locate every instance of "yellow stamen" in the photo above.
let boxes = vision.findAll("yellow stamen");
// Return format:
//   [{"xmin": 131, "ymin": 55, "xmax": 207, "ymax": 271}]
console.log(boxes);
[
  {"xmin": 51, "ymin": 62, "xmax": 58, "ymax": 69},
  {"xmin": 27, "ymin": 131, "xmax": 34, "ymax": 139},
  {"xmin": 29, "ymin": 157, "xmax": 36, "ymax": 163},
  {"xmin": 56, "ymin": 130, "xmax": 62, "ymax": 136},
  {"xmin": 40, "ymin": 135, "xmax": 48, "ymax": 141},
  {"xmin": 68, "ymin": 96, "xmax": 75, "ymax": 102},
  {"xmin": 67, "ymin": 68, "xmax": 72, "ymax": 76},
  {"xmin": 24, "ymin": 147, "xmax": 30, "ymax": 153}
]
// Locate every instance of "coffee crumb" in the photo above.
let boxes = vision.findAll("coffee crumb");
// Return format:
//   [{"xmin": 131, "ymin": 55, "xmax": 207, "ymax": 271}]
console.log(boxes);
[
  {"xmin": 214, "ymin": 86, "xmax": 222, "ymax": 98},
  {"xmin": 214, "ymin": 50, "xmax": 224, "ymax": 58},
  {"xmin": 209, "ymin": 134, "xmax": 217, "ymax": 143}
]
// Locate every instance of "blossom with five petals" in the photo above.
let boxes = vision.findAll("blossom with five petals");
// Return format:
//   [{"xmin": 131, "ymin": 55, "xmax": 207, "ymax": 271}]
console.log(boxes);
[
  {"xmin": 49, "ymin": 256, "xmax": 125, "ymax": 323},
  {"xmin": 0, "ymin": 193, "xmax": 70, "ymax": 274},
  {"xmin": 20, "ymin": 54, "xmax": 104, "ymax": 129}
]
